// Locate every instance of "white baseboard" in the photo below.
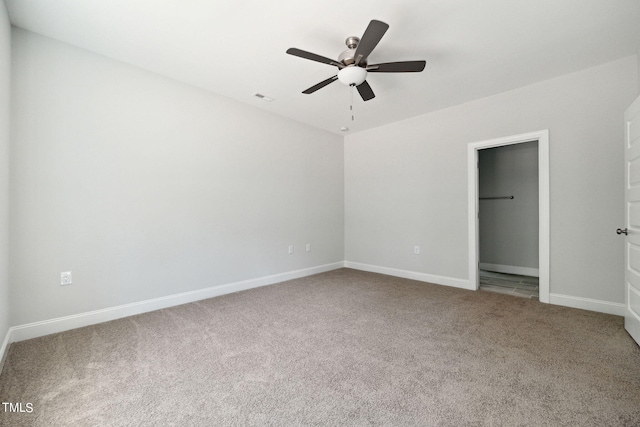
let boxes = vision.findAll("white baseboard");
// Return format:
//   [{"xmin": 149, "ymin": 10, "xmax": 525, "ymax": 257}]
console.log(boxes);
[
  {"xmin": 479, "ymin": 263, "xmax": 539, "ymax": 277},
  {"xmin": 344, "ymin": 261, "xmax": 473, "ymax": 290},
  {"xmin": 0, "ymin": 327, "xmax": 10, "ymax": 375},
  {"xmin": 549, "ymin": 293, "xmax": 625, "ymax": 316},
  {"xmin": 8, "ymin": 262, "xmax": 345, "ymax": 344},
  {"xmin": 3, "ymin": 262, "xmax": 625, "ymax": 350},
  {"xmin": 345, "ymin": 262, "xmax": 624, "ymax": 316}
]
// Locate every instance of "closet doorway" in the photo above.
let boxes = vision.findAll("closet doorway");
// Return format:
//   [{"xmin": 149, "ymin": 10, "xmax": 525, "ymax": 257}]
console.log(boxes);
[
  {"xmin": 478, "ymin": 141, "xmax": 539, "ymax": 299},
  {"xmin": 467, "ymin": 130, "xmax": 550, "ymax": 303}
]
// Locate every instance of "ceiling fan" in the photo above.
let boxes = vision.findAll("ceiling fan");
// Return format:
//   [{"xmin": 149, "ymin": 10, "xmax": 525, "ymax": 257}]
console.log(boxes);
[{"xmin": 286, "ymin": 19, "xmax": 426, "ymax": 101}]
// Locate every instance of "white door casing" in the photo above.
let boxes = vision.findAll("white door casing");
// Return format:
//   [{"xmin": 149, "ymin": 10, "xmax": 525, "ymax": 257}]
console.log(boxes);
[
  {"xmin": 467, "ymin": 130, "xmax": 550, "ymax": 303},
  {"xmin": 624, "ymin": 96, "xmax": 640, "ymax": 346}
]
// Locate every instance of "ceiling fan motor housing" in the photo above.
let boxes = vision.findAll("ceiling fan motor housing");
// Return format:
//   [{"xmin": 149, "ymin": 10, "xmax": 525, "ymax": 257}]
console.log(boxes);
[
  {"xmin": 338, "ymin": 48, "xmax": 357, "ymax": 65},
  {"xmin": 338, "ymin": 36, "xmax": 368, "ymax": 67}
]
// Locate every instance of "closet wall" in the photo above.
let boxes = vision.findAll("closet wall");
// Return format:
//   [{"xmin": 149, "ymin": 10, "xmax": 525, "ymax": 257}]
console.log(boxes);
[{"xmin": 478, "ymin": 141, "xmax": 539, "ymax": 275}]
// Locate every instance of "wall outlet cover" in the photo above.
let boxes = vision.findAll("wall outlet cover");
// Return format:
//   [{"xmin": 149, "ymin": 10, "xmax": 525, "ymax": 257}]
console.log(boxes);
[{"xmin": 61, "ymin": 271, "xmax": 72, "ymax": 285}]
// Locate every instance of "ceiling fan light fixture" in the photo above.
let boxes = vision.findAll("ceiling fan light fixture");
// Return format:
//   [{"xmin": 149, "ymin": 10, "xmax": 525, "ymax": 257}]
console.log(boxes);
[{"xmin": 337, "ymin": 66, "xmax": 367, "ymax": 86}]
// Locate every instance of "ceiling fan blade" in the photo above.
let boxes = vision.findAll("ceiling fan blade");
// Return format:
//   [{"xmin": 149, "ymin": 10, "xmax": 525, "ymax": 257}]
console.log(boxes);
[
  {"xmin": 286, "ymin": 48, "xmax": 344, "ymax": 68},
  {"xmin": 367, "ymin": 60, "xmax": 426, "ymax": 73},
  {"xmin": 354, "ymin": 20, "xmax": 389, "ymax": 65},
  {"xmin": 302, "ymin": 75, "xmax": 338, "ymax": 94},
  {"xmin": 356, "ymin": 80, "xmax": 375, "ymax": 101}
]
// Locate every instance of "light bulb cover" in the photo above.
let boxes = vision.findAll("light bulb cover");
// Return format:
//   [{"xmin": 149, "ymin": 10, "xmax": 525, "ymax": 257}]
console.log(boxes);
[{"xmin": 337, "ymin": 66, "xmax": 367, "ymax": 86}]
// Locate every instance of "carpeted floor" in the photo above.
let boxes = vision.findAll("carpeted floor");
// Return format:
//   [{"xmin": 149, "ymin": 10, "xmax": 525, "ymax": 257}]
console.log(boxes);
[{"xmin": 1, "ymin": 268, "xmax": 639, "ymax": 426}]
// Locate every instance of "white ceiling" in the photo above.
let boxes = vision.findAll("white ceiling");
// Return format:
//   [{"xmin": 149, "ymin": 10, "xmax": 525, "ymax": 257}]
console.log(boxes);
[{"xmin": 5, "ymin": 0, "xmax": 640, "ymax": 135}]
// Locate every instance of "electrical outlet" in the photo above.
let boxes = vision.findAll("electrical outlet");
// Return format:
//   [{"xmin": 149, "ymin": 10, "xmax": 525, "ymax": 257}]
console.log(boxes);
[
  {"xmin": 414, "ymin": 246, "xmax": 420, "ymax": 255},
  {"xmin": 288, "ymin": 245, "xmax": 294, "ymax": 254},
  {"xmin": 61, "ymin": 271, "xmax": 72, "ymax": 285},
  {"xmin": 306, "ymin": 243, "xmax": 311, "ymax": 252}
]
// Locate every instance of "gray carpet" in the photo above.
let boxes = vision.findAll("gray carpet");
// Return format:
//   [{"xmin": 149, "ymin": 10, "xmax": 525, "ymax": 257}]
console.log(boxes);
[{"xmin": 1, "ymin": 268, "xmax": 639, "ymax": 426}]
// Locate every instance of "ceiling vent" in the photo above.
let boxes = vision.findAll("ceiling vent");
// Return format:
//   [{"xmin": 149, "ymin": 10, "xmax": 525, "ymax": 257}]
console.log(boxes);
[{"xmin": 252, "ymin": 92, "xmax": 274, "ymax": 102}]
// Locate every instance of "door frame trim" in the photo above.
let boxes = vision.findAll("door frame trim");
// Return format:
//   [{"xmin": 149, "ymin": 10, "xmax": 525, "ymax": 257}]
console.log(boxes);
[{"xmin": 467, "ymin": 130, "xmax": 550, "ymax": 303}]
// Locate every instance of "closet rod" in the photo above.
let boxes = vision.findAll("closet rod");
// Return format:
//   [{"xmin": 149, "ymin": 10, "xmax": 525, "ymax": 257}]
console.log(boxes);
[{"xmin": 479, "ymin": 196, "xmax": 514, "ymax": 200}]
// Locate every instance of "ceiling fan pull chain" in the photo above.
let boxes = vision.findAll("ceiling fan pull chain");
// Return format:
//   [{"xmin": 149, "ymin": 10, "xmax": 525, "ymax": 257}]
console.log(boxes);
[{"xmin": 350, "ymin": 84, "xmax": 355, "ymax": 121}]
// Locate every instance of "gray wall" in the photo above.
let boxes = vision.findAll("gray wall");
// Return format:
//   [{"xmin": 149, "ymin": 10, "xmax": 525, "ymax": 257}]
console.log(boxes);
[
  {"xmin": 5, "ymin": 29, "xmax": 640, "ymax": 330},
  {"xmin": 479, "ymin": 142, "xmax": 539, "ymax": 271},
  {"xmin": 0, "ymin": 3, "xmax": 10, "ymax": 346},
  {"xmin": 9, "ymin": 29, "xmax": 344, "ymax": 325},
  {"xmin": 345, "ymin": 56, "xmax": 637, "ymax": 304}
]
